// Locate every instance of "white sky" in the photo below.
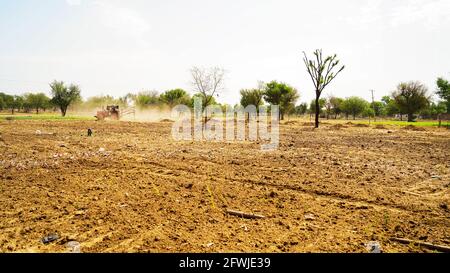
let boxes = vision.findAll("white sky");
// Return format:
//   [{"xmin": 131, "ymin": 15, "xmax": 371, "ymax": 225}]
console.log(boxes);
[{"xmin": 0, "ymin": 0, "xmax": 449, "ymax": 105}]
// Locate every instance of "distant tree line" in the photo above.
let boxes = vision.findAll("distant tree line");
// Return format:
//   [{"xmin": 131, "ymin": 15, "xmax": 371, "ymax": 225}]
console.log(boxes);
[
  {"xmin": 0, "ymin": 73, "xmax": 448, "ymax": 121},
  {"xmin": 289, "ymin": 80, "xmax": 447, "ymax": 122}
]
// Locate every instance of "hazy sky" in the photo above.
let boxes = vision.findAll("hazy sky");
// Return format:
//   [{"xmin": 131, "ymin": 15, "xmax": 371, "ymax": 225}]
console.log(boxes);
[{"xmin": 1, "ymin": 0, "xmax": 449, "ymax": 105}]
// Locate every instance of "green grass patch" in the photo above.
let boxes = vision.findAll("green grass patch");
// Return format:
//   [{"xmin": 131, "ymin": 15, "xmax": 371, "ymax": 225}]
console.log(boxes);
[{"xmin": 353, "ymin": 120, "xmax": 443, "ymax": 127}]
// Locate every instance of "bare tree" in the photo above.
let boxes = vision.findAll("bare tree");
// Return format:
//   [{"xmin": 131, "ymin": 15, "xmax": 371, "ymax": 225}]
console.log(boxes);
[
  {"xmin": 303, "ymin": 49, "xmax": 345, "ymax": 128},
  {"xmin": 190, "ymin": 66, "xmax": 226, "ymax": 122}
]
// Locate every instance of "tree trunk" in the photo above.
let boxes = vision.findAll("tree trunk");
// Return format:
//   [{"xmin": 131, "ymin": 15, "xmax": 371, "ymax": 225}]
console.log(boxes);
[
  {"xmin": 315, "ymin": 96, "xmax": 320, "ymax": 128},
  {"xmin": 61, "ymin": 107, "xmax": 67, "ymax": 117},
  {"xmin": 407, "ymin": 113, "xmax": 414, "ymax": 122},
  {"xmin": 11, "ymin": 108, "xmax": 14, "ymax": 115},
  {"xmin": 36, "ymin": 108, "xmax": 39, "ymax": 114}
]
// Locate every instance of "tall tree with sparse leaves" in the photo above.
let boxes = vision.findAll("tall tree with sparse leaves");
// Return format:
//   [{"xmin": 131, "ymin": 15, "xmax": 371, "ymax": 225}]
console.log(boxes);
[{"xmin": 303, "ymin": 49, "xmax": 345, "ymax": 128}]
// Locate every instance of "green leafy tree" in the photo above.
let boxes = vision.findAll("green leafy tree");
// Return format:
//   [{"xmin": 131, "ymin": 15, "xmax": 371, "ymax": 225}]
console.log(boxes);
[
  {"xmin": 12, "ymin": 95, "xmax": 24, "ymax": 114},
  {"xmin": 191, "ymin": 93, "xmax": 217, "ymax": 106},
  {"xmin": 240, "ymin": 88, "xmax": 265, "ymax": 120},
  {"xmin": 309, "ymin": 98, "xmax": 326, "ymax": 115},
  {"xmin": 263, "ymin": 81, "xmax": 299, "ymax": 120},
  {"xmin": 363, "ymin": 107, "xmax": 375, "ymax": 118},
  {"xmin": 133, "ymin": 91, "xmax": 160, "ymax": 109},
  {"xmin": 421, "ymin": 101, "xmax": 447, "ymax": 119},
  {"xmin": 0, "ymin": 96, "xmax": 5, "ymax": 110},
  {"xmin": 294, "ymin": 103, "xmax": 308, "ymax": 116},
  {"xmin": 371, "ymin": 101, "xmax": 385, "ymax": 117},
  {"xmin": 329, "ymin": 97, "xmax": 344, "ymax": 119},
  {"xmin": 240, "ymin": 88, "xmax": 264, "ymax": 108},
  {"xmin": 0, "ymin": 93, "xmax": 14, "ymax": 113},
  {"xmin": 385, "ymin": 100, "xmax": 400, "ymax": 117},
  {"xmin": 281, "ymin": 87, "xmax": 300, "ymax": 118},
  {"xmin": 381, "ymin": 96, "xmax": 391, "ymax": 105},
  {"xmin": 302, "ymin": 49, "xmax": 345, "ymax": 128},
  {"xmin": 25, "ymin": 93, "xmax": 50, "ymax": 114},
  {"xmin": 160, "ymin": 89, "xmax": 191, "ymax": 107},
  {"xmin": 392, "ymin": 81, "xmax": 430, "ymax": 122},
  {"xmin": 341, "ymin": 97, "xmax": 368, "ymax": 120},
  {"xmin": 436, "ymin": 77, "xmax": 450, "ymax": 113},
  {"xmin": 50, "ymin": 81, "xmax": 81, "ymax": 117}
]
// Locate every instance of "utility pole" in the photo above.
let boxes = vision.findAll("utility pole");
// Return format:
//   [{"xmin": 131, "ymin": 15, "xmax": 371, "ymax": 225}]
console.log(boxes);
[{"xmin": 370, "ymin": 89, "xmax": 376, "ymax": 122}]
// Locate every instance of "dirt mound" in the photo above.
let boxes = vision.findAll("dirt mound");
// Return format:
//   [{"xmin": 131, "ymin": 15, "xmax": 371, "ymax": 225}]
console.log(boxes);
[
  {"xmin": 329, "ymin": 124, "xmax": 348, "ymax": 130},
  {"xmin": 283, "ymin": 120, "xmax": 299, "ymax": 125},
  {"xmin": 301, "ymin": 122, "xmax": 331, "ymax": 126},
  {"xmin": 301, "ymin": 122, "xmax": 314, "ymax": 126},
  {"xmin": 345, "ymin": 122, "xmax": 353, "ymax": 125},
  {"xmin": 403, "ymin": 125, "xmax": 426, "ymax": 131},
  {"xmin": 374, "ymin": 125, "xmax": 387, "ymax": 130},
  {"xmin": 159, "ymin": 119, "xmax": 174, "ymax": 122},
  {"xmin": 353, "ymin": 123, "xmax": 370, "ymax": 128}
]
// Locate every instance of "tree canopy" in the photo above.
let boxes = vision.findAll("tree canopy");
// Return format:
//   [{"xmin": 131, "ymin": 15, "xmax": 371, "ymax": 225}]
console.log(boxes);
[
  {"xmin": 436, "ymin": 77, "xmax": 450, "ymax": 113},
  {"xmin": 392, "ymin": 81, "xmax": 430, "ymax": 122},
  {"xmin": 50, "ymin": 81, "xmax": 81, "ymax": 117},
  {"xmin": 263, "ymin": 81, "xmax": 299, "ymax": 120},
  {"xmin": 240, "ymin": 88, "xmax": 264, "ymax": 108},
  {"xmin": 160, "ymin": 89, "xmax": 191, "ymax": 107},
  {"xmin": 341, "ymin": 97, "xmax": 368, "ymax": 120}
]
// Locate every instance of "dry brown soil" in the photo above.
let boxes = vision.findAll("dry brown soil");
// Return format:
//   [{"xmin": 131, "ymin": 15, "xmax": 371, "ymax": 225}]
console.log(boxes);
[{"xmin": 0, "ymin": 120, "xmax": 449, "ymax": 253}]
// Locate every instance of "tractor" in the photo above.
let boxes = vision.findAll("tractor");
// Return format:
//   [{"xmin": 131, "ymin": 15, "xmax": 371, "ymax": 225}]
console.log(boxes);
[{"xmin": 95, "ymin": 105, "xmax": 120, "ymax": 121}]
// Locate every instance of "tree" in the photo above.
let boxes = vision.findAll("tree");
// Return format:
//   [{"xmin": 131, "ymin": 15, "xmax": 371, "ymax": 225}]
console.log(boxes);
[
  {"xmin": 0, "ymin": 96, "xmax": 5, "ymax": 110},
  {"xmin": 50, "ymin": 81, "xmax": 81, "ymax": 117},
  {"xmin": 160, "ymin": 89, "xmax": 191, "ymax": 107},
  {"xmin": 363, "ymin": 107, "xmax": 375, "ymax": 118},
  {"xmin": 280, "ymin": 87, "xmax": 299, "ymax": 119},
  {"xmin": 303, "ymin": 49, "xmax": 345, "ymax": 128},
  {"xmin": 392, "ymin": 81, "xmax": 430, "ymax": 122},
  {"xmin": 190, "ymin": 67, "xmax": 226, "ymax": 123},
  {"xmin": 240, "ymin": 89, "xmax": 264, "ymax": 108},
  {"xmin": 329, "ymin": 96, "xmax": 344, "ymax": 119},
  {"xmin": 0, "ymin": 93, "xmax": 14, "ymax": 113},
  {"xmin": 385, "ymin": 99, "xmax": 400, "ymax": 117},
  {"xmin": 263, "ymin": 81, "xmax": 299, "ymax": 120},
  {"xmin": 294, "ymin": 103, "xmax": 308, "ymax": 116},
  {"xmin": 324, "ymin": 95, "xmax": 342, "ymax": 119},
  {"xmin": 24, "ymin": 93, "xmax": 50, "ymax": 114},
  {"xmin": 436, "ymin": 77, "xmax": 450, "ymax": 113},
  {"xmin": 240, "ymin": 88, "xmax": 264, "ymax": 120},
  {"xmin": 381, "ymin": 96, "xmax": 391, "ymax": 105},
  {"xmin": 371, "ymin": 101, "xmax": 385, "ymax": 117},
  {"xmin": 341, "ymin": 97, "xmax": 368, "ymax": 120},
  {"xmin": 421, "ymin": 101, "xmax": 447, "ymax": 119},
  {"xmin": 309, "ymin": 98, "xmax": 326, "ymax": 116},
  {"xmin": 133, "ymin": 91, "xmax": 160, "ymax": 109},
  {"xmin": 190, "ymin": 93, "xmax": 217, "ymax": 108},
  {"xmin": 12, "ymin": 95, "xmax": 24, "ymax": 114}
]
